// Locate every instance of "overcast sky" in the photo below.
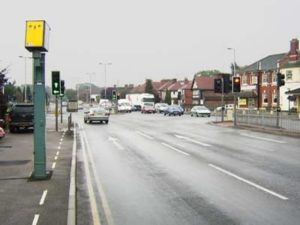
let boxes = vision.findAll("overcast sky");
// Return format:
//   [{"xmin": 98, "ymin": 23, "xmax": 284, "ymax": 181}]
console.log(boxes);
[{"xmin": 0, "ymin": 0, "xmax": 299, "ymax": 89}]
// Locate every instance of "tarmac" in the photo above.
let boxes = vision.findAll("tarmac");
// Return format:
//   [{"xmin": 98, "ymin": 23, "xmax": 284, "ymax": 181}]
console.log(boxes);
[
  {"xmin": 1, "ymin": 112, "xmax": 298, "ymax": 225},
  {"xmin": 0, "ymin": 114, "xmax": 75, "ymax": 225}
]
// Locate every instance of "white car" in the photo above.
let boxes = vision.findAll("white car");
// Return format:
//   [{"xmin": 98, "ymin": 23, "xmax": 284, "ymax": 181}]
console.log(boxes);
[
  {"xmin": 191, "ymin": 105, "xmax": 211, "ymax": 117},
  {"xmin": 84, "ymin": 107, "xmax": 109, "ymax": 124},
  {"xmin": 155, "ymin": 103, "xmax": 169, "ymax": 113}
]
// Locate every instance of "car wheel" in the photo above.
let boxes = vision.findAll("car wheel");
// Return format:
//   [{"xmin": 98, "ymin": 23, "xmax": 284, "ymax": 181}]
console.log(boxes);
[
  {"xmin": 84, "ymin": 119, "xmax": 87, "ymax": 123},
  {"xmin": 9, "ymin": 126, "xmax": 14, "ymax": 133}
]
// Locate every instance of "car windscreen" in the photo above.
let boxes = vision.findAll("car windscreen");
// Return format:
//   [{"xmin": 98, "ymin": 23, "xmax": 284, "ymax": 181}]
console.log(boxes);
[{"xmin": 13, "ymin": 106, "xmax": 34, "ymax": 113}]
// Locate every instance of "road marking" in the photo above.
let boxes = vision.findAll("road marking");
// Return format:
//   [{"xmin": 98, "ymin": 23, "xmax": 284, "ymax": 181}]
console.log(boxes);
[
  {"xmin": 108, "ymin": 136, "xmax": 124, "ymax": 150},
  {"xmin": 80, "ymin": 123, "xmax": 115, "ymax": 225},
  {"xmin": 175, "ymin": 134, "xmax": 211, "ymax": 147},
  {"xmin": 136, "ymin": 130, "xmax": 154, "ymax": 140},
  {"xmin": 39, "ymin": 190, "xmax": 48, "ymax": 205},
  {"xmin": 209, "ymin": 164, "xmax": 289, "ymax": 200},
  {"xmin": 32, "ymin": 214, "xmax": 39, "ymax": 225},
  {"xmin": 59, "ymin": 141, "xmax": 62, "ymax": 146},
  {"xmin": 54, "ymin": 156, "xmax": 58, "ymax": 161},
  {"xmin": 60, "ymin": 138, "xmax": 64, "ymax": 142},
  {"xmin": 52, "ymin": 162, "xmax": 56, "ymax": 169},
  {"xmin": 240, "ymin": 133, "xmax": 286, "ymax": 144},
  {"xmin": 161, "ymin": 142, "xmax": 190, "ymax": 156},
  {"xmin": 56, "ymin": 151, "xmax": 60, "ymax": 156},
  {"xmin": 57, "ymin": 146, "xmax": 61, "ymax": 150}
]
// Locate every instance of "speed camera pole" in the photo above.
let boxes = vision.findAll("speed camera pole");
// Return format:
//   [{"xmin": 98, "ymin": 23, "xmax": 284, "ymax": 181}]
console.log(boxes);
[{"xmin": 25, "ymin": 20, "xmax": 51, "ymax": 180}]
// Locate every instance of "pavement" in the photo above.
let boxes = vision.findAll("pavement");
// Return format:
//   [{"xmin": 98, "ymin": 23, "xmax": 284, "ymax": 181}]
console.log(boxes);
[{"xmin": 0, "ymin": 114, "xmax": 75, "ymax": 225}]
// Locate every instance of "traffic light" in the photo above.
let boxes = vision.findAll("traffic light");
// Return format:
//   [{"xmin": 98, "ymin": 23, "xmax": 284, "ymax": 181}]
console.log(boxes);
[
  {"xmin": 60, "ymin": 80, "xmax": 65, "ymax": 96},
  {"xmin": 112, "ymin": 90, "xmax": 117, "ymax": 101},
  {"xmin": 52, "ymin": 71, "xmax": 60, "ymax": 95},
  {"xmin": 214, "ymin": 78, "xmax": 222, "ymax": 93},
  {"xmin": 277, "ymin": 72, "xmax": 285, "ymax": 87},
  {"xmin": 232, "ymin": 76, "xmax": 241, "ymax": 93},
  {"xmin": 224, "ymin": 76, "xmax": 232, "ymax": 93}
]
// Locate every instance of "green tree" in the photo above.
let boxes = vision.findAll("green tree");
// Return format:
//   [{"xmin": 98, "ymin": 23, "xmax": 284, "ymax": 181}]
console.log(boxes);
[
  {"xmin": 145, "ymin": 79, "xmax": 154, "ymax": 94},
  {"xmin": 195, "ymin": 70, "xmax": 221, "ymax": 76},
  {"xmin": 165, "ymin": 90, "xmax": 171, "ymax": 105}
]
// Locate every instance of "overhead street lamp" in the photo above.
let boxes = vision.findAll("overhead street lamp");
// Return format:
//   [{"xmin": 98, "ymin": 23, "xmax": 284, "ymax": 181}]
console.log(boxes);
[
  {"xmin": 99, "ymin": 62, "xmax": 112, "ymax": 99},
  {"xmin": 19, "ymin": 55, "xmax": 33, "ymax": 103},
  {"xmin": 227, "ymin": 47, "xmax": 237, "ymax": 126}
]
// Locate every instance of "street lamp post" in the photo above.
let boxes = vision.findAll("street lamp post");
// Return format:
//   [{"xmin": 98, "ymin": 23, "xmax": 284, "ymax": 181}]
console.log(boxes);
[
  {"xmin": 19, "ymin": 56, "xmax": 32, "ymax": 103},
  {"xmin": 227, "ymin": 48, "xmax": 237, "ymax": 126},
  {"xmin": 99, "ymin": 62, "xmax": 112, "ymax": 99},
  {"xmin": 86, "ymin": 72, "xmax": 95, "ymax": 106}
]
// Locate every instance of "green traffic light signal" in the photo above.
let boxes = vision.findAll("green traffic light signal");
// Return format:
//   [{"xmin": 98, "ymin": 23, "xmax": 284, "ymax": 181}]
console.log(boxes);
[{"xmin": 52, "ymin": 71, "xmax": 60, "ymax": 95}]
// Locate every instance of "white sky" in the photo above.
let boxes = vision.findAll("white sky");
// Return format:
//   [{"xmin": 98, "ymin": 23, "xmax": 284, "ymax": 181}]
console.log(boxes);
[{"xmin": 0, "ymin": 0, "xmax": 299, "ymax": 89}]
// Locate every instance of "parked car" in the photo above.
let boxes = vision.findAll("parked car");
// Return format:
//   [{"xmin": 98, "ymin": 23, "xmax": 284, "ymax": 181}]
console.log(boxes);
[
  {"xmin": 0, "ymin": 126, "xmax": 5, "ymax": 138},
  {"xmin": 164, "ymin": 105, "xmax": 183, "ymax": 116},
  {"xmin": 215, "ymin": 104, "xmax": 234, "ymax": 112},
  {"xmin": 155, "ymin": 103, "xmax": 169, "ymax": 113},
  {"xmin": 141, "ymin": 102, "xmax": 156, "ymax": 114},
  {"xmin": 84, "ymin": 106, "xmax": 109, "ymax": 124},
  {"xmin": 191, "ymin": 105, "xmax": 211, "ymax": 117},
  {"xmin": 7, "ymin": 103, "xmax": 34, "ymax": 133}
]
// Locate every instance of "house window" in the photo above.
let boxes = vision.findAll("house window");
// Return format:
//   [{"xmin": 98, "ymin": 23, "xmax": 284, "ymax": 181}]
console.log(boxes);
[
  {"xmin": 242, "ymin": 75, "xmax": 247, "ymax": 84},
  {"xmin": 286, "ymin": 70, "xmax": 293, "ymax": 80},
  {"xmin": 262, "ymin": 73, "xmax": 268, "ymax": 84},
  {"xmin": 273, "ymin": 92, "xmax": 277, "ymax": 104},
  {"xmin": 262, "ymin": 94, "xmax": 268, "ymax": 104},
  {"xmin": 251, "ymin": 75, "xmax": 257, "ymax": 84}
]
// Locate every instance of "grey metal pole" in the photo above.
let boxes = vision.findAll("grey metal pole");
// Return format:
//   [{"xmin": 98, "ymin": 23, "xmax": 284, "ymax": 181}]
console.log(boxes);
[
  {"xmin": 60, "ymin": 96, "xmax": 63, "ymax": 124},
  {"xmin": 221, "ymin": 78, "xmax": 224, "ymax": 122},
  {"xmin": 56, "ymin": 95, "xmax": 58, "ymax": 131}
]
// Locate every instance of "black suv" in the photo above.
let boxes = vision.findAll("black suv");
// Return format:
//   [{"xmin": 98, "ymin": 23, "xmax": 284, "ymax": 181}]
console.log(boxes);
[{"xmin": 7, "ymin": 103, "xmax": 34, "ymax": 133}]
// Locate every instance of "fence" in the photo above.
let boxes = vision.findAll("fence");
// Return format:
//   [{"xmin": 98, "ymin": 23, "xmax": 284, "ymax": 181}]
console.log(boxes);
[{"xmin": 213, "ymin": 110, "xmax": 300, "ymax": 132}]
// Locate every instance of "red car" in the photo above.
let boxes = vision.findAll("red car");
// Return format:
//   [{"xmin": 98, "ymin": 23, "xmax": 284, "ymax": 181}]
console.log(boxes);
[
  {"xmin": 0, "ymin": 127, "xmax": 5, "ymax": 138},
  {"xmin": 141, "ymin": 103, "xmax": 156, "ymax": 114}
]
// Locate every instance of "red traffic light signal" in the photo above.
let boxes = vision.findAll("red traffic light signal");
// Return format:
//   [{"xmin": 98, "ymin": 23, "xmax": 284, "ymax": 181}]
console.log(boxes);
[{"xmin": 232, "ymin": 77, "xmax": 241, "ymax": 92}]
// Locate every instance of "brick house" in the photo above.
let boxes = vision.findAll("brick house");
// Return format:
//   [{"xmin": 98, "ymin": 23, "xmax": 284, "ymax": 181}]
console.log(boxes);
[
  {"xmin": 278, "ymin": 38, "xmax": 300, "ymax": 111},
  {"xmin": 238, "ymin": 53, "xmax": 285, "ymax": 110},
  {"xmin": 191, "ymin": 74, "xmax": 233, "ymax": 110}
]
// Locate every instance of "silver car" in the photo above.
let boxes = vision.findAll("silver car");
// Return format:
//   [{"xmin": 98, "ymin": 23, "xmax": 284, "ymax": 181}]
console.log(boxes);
[
  {"xmin": 84, "ymin": 107, "xmax": 109, "ymax": 124},
  {"xmin": 191, "ymin": 105, "xmax": 211, "ymax": 117}
]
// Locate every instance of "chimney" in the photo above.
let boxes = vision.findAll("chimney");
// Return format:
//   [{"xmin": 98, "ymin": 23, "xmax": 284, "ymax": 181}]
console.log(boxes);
[{"xmin": 290, "ymin": 38, "xmax": 299, "ymax": 55}]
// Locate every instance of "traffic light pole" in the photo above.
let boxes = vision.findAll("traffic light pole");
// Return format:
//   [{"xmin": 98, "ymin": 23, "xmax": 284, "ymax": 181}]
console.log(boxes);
[
  {"xmin": 60, "ymin": 96, "xmax": 63, "ymax": 124},
  {"xmin": 221, "ymin": 78, "xmax": 224, "ymax": 122},
  {"xmin": 31, "ymin": 51, "xmax": 50, "ymax": 180},
  {"xmin": 276, "ymin": 84, "xmax": 280, "ymax": 128},
  {"xmin": 55, "ymin": 96, "xmax": 58, "ymax": 131}
]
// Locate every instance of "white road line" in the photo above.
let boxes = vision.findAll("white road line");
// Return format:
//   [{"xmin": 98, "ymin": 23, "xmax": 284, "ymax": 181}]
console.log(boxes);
[
  {"xmin": 136, "ymin": 131, "xmax": 154, "ymax": 140},
  {"xmin": 174, "ymin": 134, "xmax": 211, "ymax": 147},
  {"xmin": 209, "ymin": 164, "xmax": 289, "ymax": 200},
  {"xmin": 80, "ymin": 122, "xmax": 115, "ymax": 225},
  {"xmin": 240, "ymin": 133, "xmax": 286, "ymax": 144},
  {"xmin": 39, "ymin": 190, "xmax": 48, "ymax": 205},
  {"xmin": 79, "ymin": 123, "xmax": 102, "ymax": 225},
  {"xmin": 59, "ymin": 141, "xmax": 62, "ymax": 146},
  {"xmin": 57, "ymin": 146, "xmax": 61, "ymax": 150},
  {"xmin": 161, "ymin": 142, "xmax": 190, "ymax": 156},
  {"xmin": 60, "ymin": 138, "xmax": 64, "ymax": 142},
  {"xmin": 56, "ymin": 151, "xmax": 60, "ymax": 156},
  {"xmin": 52, "ymin": 162, "xmax": 56, "ymax": 169},
  {"xmin": 108, "ymin": 136, "xmax": 125, "ymax": 150},
  {"xmin": 55, "ymin": 156, "xmax": 58, "ymax": 161},
  {"xmin": 32, "ymin": 214, "xmax": 39, "ymax": 225}
]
